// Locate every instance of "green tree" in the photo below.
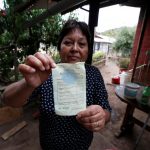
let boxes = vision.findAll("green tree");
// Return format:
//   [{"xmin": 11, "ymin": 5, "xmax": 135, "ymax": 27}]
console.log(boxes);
[
  {"xmin": 112, "ymin": 27, "xmax": 136, "ymax": 57},
  {"xmin": 0, "ymin": 0, "xmax": 78, "ymax": 82},
  {"xmin": 0, "ymin": 1, "xmax": 63, "ymax": 82}
]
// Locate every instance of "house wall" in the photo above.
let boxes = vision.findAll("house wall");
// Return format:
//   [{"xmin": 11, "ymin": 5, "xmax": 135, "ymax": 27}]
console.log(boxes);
[
  {"xmin": 129, "ymin": 6, "xmax": 150, "ymax": 85},
  {"xmin": 94, "ymin": 42, "xmax": 111, "ymax": 54}
]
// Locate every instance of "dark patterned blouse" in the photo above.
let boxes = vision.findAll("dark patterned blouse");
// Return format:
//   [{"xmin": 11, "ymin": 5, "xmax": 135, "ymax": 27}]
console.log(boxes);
[{"xmin": 29, "ymin": 64, "xmax": 112, "ymax": 150}]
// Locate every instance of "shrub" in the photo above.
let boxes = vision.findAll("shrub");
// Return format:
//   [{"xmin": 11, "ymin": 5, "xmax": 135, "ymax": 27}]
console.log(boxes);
[
  {"xmin": 119, "ymin": 58, "xmax": 130, "ymax": 69},
  {"xmin": 92, "ymin": 51, "xmax": 105, "ymax": 62}
]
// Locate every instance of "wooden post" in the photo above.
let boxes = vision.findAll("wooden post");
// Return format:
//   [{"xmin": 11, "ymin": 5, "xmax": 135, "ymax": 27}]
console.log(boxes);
[
  {"xmin": 131, "ymin": 5, "xmax": 149, "ymax": 82},
  {"xmin": 86, "ymin": 0, "xmax": 99, "ymax": 64}
]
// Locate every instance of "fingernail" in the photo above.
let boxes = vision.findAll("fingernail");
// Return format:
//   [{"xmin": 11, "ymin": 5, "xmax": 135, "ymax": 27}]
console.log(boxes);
[
  {"xmin": 31, "ymin": 68, "xmax": 35, "ymax": 73},
  {"xmin": 52, "ymin": 63, "xmax": 56, "ymax": 68},
  {"xmin": 46, "ymin": 65, "xmax": 50, "ymax": 70},
  {"xmin": 41, "ymin": 66, "xmax": 45, "ymax": 71}
]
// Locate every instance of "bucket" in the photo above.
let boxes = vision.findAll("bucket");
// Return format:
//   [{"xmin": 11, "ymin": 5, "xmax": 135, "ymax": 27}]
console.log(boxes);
[
  {"xmin": 124, "ymin": 83, "xmax": 140, "ymax": 99},
  {"xmin": 120, "ymin": 71, "xmax": 132, "ymax": 85}
]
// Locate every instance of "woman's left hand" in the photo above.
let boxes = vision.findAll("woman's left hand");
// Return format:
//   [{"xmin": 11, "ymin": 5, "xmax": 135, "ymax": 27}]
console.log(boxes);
[{"xmin": 76, "ymin": 105, "xmax": 107, "ymax": 132}]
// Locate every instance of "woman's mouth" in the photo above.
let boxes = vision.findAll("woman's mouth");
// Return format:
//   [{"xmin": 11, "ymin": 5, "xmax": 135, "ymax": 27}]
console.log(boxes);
[{"xmin": 68, "ymin": 56, "xmax": 80, "ymax": 61}]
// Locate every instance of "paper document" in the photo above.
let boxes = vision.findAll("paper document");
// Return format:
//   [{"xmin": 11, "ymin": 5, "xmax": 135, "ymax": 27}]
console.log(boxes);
[{"xmin": 52, "ymin": 62, "xmax": 86, "ymax": 116}]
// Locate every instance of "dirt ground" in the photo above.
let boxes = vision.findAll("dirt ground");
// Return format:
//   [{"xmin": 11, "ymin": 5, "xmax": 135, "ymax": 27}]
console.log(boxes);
[
  {"xmin": 95, "ymin": 59, "xmax": 150, "ymax": 150},
  {"xmin": 0, "ymin": 59, "xmax": 150, "ymax": 150}
]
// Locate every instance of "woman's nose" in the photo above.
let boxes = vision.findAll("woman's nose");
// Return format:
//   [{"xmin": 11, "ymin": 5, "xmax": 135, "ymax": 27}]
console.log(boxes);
[{"xmin": 72, "ymin": 43, "xmax": 79, "ymax": 52}]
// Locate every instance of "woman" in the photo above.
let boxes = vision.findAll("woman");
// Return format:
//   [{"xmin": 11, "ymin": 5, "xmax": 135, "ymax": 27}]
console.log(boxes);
[{"xmin": 2, "ymin": 20, "xmax": 111, "ymax": 150}]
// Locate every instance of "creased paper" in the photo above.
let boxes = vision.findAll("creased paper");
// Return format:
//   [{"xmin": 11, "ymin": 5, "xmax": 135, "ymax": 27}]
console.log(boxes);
[{"xmin": 52, "ymin": 62, "xmax": 86, "ymax": 116}]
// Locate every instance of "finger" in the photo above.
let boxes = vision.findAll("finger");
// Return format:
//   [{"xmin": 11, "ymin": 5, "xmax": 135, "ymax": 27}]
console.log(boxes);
[
  {"xmin": 93, "ymin": 126, "xmax": 102, "ymax": 132},
  {"xmin": 82, "ymin": 122, "xmax": 98, "ymax": 131},
  {"xmin": 77, "ymin": 112, "xmax": 100, "ymax": 123},
  {"xmin": 25, "ymin": 55, "xmax": 45, "ymax": 71},
  {"xmin": 77, "ymin": 106, "xmax": 100, "ymax": 118},
  {"xmin": 34, "ymin": 52, "xmax": 56, "ymax": 70},
  {"xmin": 44, "ymin": 53, "xmax": 56, "ymax": 68},
  {"xmin": 34, "ymin": 52, "xmax": 50, "ymax": 70},
  {"xmin": 83, "ymin": 120, "xmax": 105, "ymax": 132},
  {"xmin": 18, "ymin": 64, "xmax": 36, "ymax": 74}
]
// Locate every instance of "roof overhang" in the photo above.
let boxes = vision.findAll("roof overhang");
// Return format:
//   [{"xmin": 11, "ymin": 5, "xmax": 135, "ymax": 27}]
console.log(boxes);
[
  {"xmin": 122, "ymin": 0, "xmax": 148, "ymax": 8},
  {"xmin": 14, "ymin": 0, "xmax": 148, "ymax": 15},
  {"xmin": 13, "ymin": 0, "xmax": 147, "ymax": 29},
  {"xmin": 23, "ymin": 0, "xmax": 87, "ymax": 28}
]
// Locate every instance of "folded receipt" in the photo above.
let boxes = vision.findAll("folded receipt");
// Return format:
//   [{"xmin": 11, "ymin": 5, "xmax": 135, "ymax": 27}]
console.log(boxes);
[{"xmin": 52, "ymin": 62, "xmax": 86, "ymax": 116}]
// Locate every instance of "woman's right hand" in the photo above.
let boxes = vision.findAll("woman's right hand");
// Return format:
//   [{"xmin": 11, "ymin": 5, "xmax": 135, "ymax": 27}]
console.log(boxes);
[{"xmin": 18, "ymin": 52, "xmax": 56, "ymax": 88}]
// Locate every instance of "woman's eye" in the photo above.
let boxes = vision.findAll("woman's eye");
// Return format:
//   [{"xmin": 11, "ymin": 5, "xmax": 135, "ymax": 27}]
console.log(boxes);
[
  {"xmin": 79, "ymin": 43, "xmax": 86, "ymax": 47},
  {"xmin": 64, "ymin": 41, "xmax": 72, "ymax": 46}
]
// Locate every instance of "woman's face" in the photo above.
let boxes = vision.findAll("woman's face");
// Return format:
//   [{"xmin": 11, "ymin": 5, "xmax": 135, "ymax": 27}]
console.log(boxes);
[{"xmin": 59, "ymin": 29, "xmax": 89, "ymax": 63}]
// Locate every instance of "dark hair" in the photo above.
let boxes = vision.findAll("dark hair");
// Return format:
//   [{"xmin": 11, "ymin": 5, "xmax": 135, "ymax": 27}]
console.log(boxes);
[{"xmin": 57, "ymin": 19, "xmax": 91, "ymax": 51}]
